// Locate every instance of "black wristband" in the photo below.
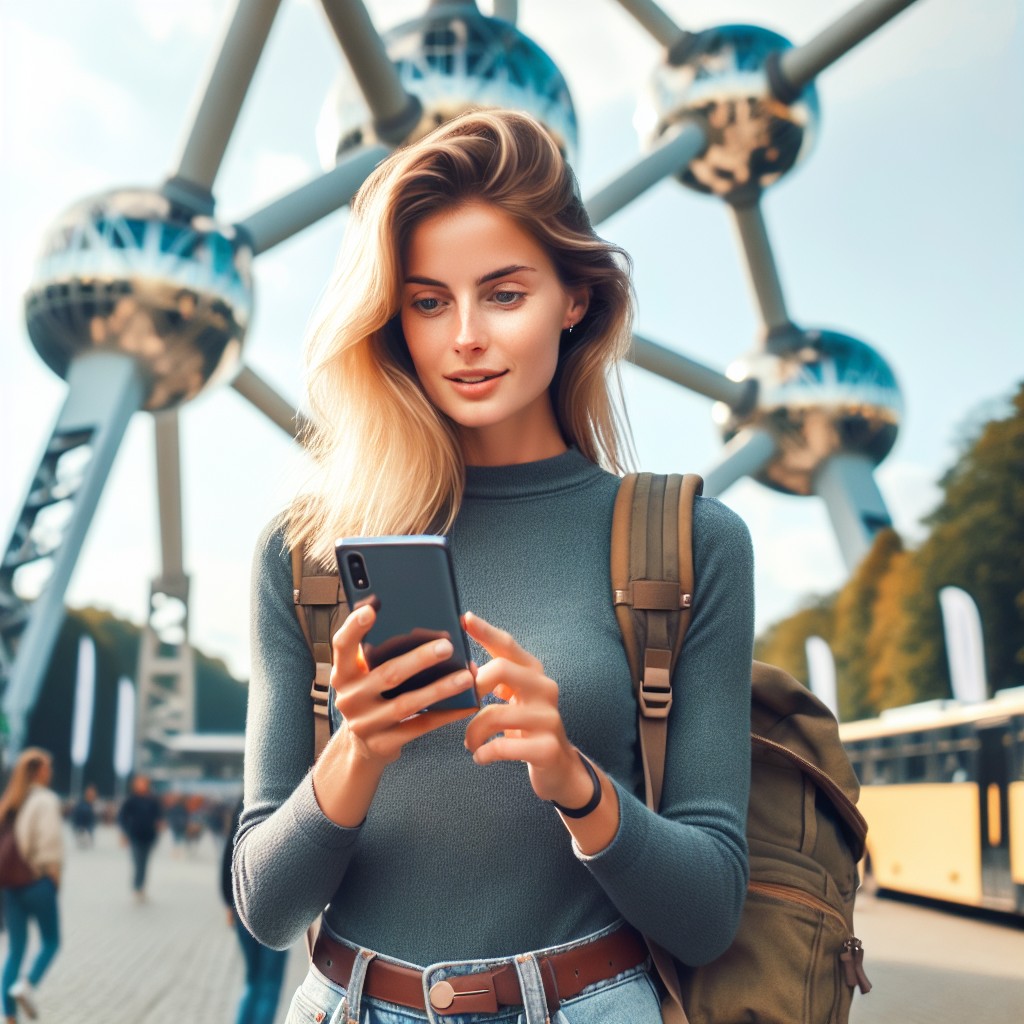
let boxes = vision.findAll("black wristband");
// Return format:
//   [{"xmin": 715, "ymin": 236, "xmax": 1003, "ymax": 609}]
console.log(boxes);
[{"xmin": 550, "ymin": 752, "xmax": 603, "ymax": 818}]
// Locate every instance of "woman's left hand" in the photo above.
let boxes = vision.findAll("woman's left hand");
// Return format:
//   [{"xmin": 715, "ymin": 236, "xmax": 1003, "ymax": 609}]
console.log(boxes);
[{"xmin": 462, "ymin": 611, "xmax": 597, "ymax": 811}]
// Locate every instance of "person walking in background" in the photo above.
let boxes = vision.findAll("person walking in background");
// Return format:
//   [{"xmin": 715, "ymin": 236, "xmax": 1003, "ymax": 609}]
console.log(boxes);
[
  {"xmin": 68, "ymin": 785, "xmax": 98, "ymax": 849},
  {"xmin": 221, "ymin": 798, "xmax": 288, "ymax": 1024},
  {"xmin": 116, "ymin": 775, "xmax": 163, "ymax": 903},
  {"xmin": 165, "ymin": 795, "xmax": 190, "ymax": 858},
  {"xmin": 0, "ymin": 748, "xmax": 63, "ymax": 1022}
]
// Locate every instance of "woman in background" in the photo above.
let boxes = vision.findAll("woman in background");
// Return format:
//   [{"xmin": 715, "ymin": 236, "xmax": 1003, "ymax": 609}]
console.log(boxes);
[{"xmin": 0, "ymin": 748, "xmax": 63, "ymax": 1023}]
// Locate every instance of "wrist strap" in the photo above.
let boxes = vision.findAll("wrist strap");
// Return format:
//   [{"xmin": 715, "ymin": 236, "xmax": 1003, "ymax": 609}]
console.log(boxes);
[{"xmin": 550, "ymin": 753, "xmax": 602, "ymax": 818}]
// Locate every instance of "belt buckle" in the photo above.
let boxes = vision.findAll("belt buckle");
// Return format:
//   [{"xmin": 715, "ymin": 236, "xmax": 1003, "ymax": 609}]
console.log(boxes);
[{"xmin": 427, "ymin": 970, "xmax": 499, "ymax": 1015}]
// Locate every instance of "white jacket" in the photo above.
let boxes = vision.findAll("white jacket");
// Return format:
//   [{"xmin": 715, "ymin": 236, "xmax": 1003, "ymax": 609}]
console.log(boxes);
[{"xmin": 15, "ymin": 785, "xmax": 64, "ymax": 878}]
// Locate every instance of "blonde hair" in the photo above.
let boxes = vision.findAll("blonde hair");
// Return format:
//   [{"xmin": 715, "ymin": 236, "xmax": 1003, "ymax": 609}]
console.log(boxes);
[
  {"xmin": 0, "ymin": 747, "xmax": 51, "ymax": 820},
  {"xmin": 288, "ymin": 109, "xmax": 634, "ymax": 566}
]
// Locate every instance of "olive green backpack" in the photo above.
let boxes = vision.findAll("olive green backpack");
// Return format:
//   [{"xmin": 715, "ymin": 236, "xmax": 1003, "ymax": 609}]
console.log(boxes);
[{"xmin": 293, "ymin": 471, "xmax": 872, "ymax": 1023}]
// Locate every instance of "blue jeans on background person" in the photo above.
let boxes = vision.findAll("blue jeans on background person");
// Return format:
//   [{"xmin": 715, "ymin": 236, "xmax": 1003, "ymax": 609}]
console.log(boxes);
[
  {"xmin": 234, "ymin": 919, "xmax": 289, "ymax": 1024},
  {"xmin": 283, "ymin": 920, "xmax": 662, "ymax": 1024},
  {"xmin": 1, "ymin": 878, "xmax": 60, "ymax": 1016}
]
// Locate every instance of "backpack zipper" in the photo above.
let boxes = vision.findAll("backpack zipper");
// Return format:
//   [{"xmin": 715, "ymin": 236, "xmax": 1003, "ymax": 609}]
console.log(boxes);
[{"xmin": 748, "ymin": 881, "xmax": 872, "ymax": 994}]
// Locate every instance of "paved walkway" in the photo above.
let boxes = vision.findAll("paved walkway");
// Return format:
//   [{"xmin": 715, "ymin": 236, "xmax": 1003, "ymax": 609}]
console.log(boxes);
[
  {"xmin": 0, "ymin": 824, "xmax": 307, "ymax": 1024},
  {"xmin": 2, "ymin": 823, "xmax": 1022, "ymax": 1023}
]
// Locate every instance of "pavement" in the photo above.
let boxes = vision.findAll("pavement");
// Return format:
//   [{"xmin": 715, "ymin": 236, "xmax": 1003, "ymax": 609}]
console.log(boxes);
[
  {"xmin": 0, "ymin": 823, "xmax": 308, "ymax": 1024},
  {"xmin": 3, "ymin": 822, "xmax": 1022, "ymax": 1023}
]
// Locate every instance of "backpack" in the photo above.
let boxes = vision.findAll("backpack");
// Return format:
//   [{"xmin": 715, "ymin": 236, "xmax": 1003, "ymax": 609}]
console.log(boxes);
[
  {"xmin": 292, "ymin": 472, "xmax": 871, "ymax": 1023},
  {"xmin": 0, "ymin": 811, "xmax": 36, "ymax": 889}
]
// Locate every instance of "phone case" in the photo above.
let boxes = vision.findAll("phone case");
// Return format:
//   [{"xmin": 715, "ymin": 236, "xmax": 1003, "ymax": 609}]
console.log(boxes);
[{"xmin": 334, "ymin": 535, "xmax": 477, "ymax": 711}]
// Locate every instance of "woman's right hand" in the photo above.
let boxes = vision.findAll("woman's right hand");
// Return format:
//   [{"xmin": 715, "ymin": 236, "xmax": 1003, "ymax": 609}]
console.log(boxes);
[{"xmin": 328, "ymin": 603, "xmax": 477, "ymax": 765}]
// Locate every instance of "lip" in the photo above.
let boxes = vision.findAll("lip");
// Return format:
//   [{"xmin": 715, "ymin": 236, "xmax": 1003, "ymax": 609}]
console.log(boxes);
[{"xmin": 443, "ymin": 368, "xmax": 508, "ymax": 398}]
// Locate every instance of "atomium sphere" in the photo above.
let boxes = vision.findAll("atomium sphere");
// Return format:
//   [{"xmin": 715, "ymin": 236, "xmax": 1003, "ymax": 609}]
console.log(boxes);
[
  {"xmin": 712, "ymin": 330, "xmax": 902, "ymax": 496},
  {"xmin": 636, "ymin": 25, "xmax": 819, "ymax": 204},
  {"xmin": 316, "ymin": 3, "xmax": 577, "ymax": 168},
  {"xmin": 23, "ymin": 188, "xmax": 253, "ymax": 412}
]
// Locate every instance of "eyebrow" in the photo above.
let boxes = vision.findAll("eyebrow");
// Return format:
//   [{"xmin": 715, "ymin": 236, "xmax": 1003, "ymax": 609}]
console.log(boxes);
[{"xmin": 404, "ymin": 265, "xmax": 536, "ymax": 288}]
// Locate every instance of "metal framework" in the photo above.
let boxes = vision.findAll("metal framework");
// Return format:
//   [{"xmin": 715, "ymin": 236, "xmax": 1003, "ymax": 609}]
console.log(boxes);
[{"xmin": 0, "ymin": 0, "xmax": 925, "ymax": 765}]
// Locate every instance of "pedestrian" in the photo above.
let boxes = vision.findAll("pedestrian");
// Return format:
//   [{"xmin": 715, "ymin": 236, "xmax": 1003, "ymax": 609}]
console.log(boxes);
[
  {"xmin": 221, "ymin": 798, "xmax": 288, "ymax": 1024},
  {"xmin": 234, "ymin": 109, "xmax": 754, "ymax": 1024},
  {"xmin": 0, "ymin": 748, "xmax": 63, "ymax": 1022},
  {"xmin": 116, "ymin": 775, "xmax": 163, "ymax": 903},
  {"xmin": 68, "ymin": 784, "xmax": 98, "ymax": 849},
  {"xmin": 165, "ymin": 795, "xmax": 190, "ymax": 857}
]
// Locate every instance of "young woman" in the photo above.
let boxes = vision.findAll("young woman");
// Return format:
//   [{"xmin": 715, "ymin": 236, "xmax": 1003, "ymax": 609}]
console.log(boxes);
[
  {"xmin": 0, "ymin": 748, "xmax": 63, "ymax": 1023},
  {"xmin": 235, "ymin": 109, "xmax": 754, "ymax": 1024}
]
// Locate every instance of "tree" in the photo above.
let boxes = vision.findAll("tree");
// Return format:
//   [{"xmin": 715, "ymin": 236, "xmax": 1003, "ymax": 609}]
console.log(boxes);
[{"xmin": 754, "ymin": 594, "xmax": 835, "ymax": 687}]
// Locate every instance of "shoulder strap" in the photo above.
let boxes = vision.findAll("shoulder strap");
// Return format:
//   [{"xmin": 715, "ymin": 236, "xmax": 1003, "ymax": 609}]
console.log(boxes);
[
  {"xmin": 291, "ymin": 544, "xmax": 350, "ymax": 764},
  {"xmin": 611, "ymin": 472, "xmax": 702, "ymax": 810},
  {"xmin": 610, "ymin": 471, "xmax": 703, "ymax": 1024}
]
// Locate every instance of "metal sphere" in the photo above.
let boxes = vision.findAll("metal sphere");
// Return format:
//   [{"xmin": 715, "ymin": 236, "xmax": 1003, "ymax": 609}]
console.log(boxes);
[
  {"xmin": 317, "ymin": 3, "xmax": 578, "ymax": 167},
  {"xmin": 24, "ymin": 188, "xmax": 253, "ymax": 412},
  {"xmin": 713, "ymin": 330, "xmax": 902, "ymax": 495},
  {"xmin": 636, "ymin": 24, "xmax": 819, "ymax": 203}
]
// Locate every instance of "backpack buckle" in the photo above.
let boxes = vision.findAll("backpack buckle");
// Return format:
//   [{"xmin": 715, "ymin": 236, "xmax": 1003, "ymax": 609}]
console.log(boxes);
[{"xmin": 639, "ymin": 648, "xmax": 673, "ymax": 718}]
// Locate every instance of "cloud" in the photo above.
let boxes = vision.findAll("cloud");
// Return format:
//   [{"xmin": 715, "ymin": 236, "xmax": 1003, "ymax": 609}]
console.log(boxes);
[{"xmin": 129, "ymin": 0, "xmax": 226, "ymax": 43}]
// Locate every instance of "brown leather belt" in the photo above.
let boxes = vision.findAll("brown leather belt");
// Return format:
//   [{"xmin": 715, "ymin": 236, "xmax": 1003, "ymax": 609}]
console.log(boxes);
[{"xmin": 311, "ymin": 924, "xmax": 649, "ymax": 1016}]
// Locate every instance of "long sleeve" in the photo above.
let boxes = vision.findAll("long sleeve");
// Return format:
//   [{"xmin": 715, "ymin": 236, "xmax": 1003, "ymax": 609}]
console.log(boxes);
[
  {"xmin": 231, "ymin": 519, "xmax": 362, "ymax": 949},
  {"xmin": 575, "ymin": 496, "xmax": 754, "ymax": 965},
  {"xmin": 16, "ymin": 787, "xmax": 64, "ymax": 877}
]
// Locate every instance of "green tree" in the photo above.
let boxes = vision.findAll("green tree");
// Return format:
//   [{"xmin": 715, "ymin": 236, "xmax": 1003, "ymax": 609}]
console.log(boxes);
[
  {"xmin": 832, "ymin": 528, "xmax": 904, "ymax": 720},
  {"xmin": 754, "ymin": 594, "xmax": 835, "ymax": 687}
]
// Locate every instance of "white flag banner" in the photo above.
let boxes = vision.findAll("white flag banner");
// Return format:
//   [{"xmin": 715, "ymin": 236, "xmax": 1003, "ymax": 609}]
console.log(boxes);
[
  {"xmin": 114, "ymin": 677, "xmax": 136, "ymax": 779},
  {"xmin": 70, "ymin": 635, "xmax": 96, "ymax": 767},
  {"xmin": 939, "ymin": 586, "xmax": 988, "ymax": 704},
  {"xmin": 806, "ymin": 635, "xmax": 839, "ymax": 719}
]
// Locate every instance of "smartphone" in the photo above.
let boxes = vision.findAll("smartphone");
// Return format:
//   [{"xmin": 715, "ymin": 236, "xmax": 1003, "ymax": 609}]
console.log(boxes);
[{"xmin": 334, "ymin": 535, "xmax": 478, "ymax": 712}]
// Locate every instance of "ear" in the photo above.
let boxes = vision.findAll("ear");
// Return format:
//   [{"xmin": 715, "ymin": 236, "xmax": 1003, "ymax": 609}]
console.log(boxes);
[{"xmin": 564, "ymin": 286, "xmax": 590, "ymax": 330}]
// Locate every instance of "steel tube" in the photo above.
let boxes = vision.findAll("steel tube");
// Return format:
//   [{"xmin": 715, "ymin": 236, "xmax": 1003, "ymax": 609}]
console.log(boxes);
[
  {"xmin": 586, "ymin": 121, "xmax": 708, "ymax": 226},
  {"xmin": 777, "ymin": 0, "xmax": 921, "ymax": 92},
  {"xmin": 238, "ymin": 144, "xmax": 389, "ymax": 255},
  {"xmin": 231, "ymin": 365, "xmax": 311, "ymax": 441},
  {"xmin": 154, "ymin": 411, "xmax": 186, "ymax": 583},
  {"xmin": 171, "ymin": 0, "xmax": 284, "ymax": 192},
  {"xmin": 729, "ymin": 202, "xmax": 792, "ymax": 335},
  {"xmin": 629, "ymin": 335, "xmax": 754, "ymax": 410},
  {"xmin": 611, "ymin": 0, "xmax": 691, "ymax": 51},
  {"xmin": 701, "ymin": 428, "xmax": 777, "ymax": 497},
  {"xmin": 813, "ymin": 452, "xmax": 893, "ymax": 570}
]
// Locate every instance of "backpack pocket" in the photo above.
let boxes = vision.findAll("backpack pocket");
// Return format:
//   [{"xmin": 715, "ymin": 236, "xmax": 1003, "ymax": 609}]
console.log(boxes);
[{"xmin": 681, "ymin": 854, "xmax": 859, "ymax": 1024}]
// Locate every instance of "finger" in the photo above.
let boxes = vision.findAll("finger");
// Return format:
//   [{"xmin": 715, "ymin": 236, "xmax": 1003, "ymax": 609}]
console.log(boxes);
[
  {"xmin": 462, "ymin": 611, "xmax": 542, "ymax": 671},
  {"xmin": 464, "ymin": 703, "xmax": 558, "ymax": 755},
  {"xmin": 368, "ymin": 669, "xmax": 477, "ymax": 728},
  {"xmin": 332, "ymin": 604, "xmax": 376, "ymax": 676},
  {"xmin": 470, "ymin": 733, "xmax": 563, "ymax": 768},
  {"xmin": 366, "ymin": 636, "xmax": 461, "ymax": 700},
  {"xmin": 474, "ymin": 659, "xmax": 558, "ymax": 704}
]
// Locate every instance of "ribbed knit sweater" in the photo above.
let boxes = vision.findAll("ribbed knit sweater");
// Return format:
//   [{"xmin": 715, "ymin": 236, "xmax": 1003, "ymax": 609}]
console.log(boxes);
[{"xmin": 234, "ymin": 450, "xmax": 754, "ymax": 966}]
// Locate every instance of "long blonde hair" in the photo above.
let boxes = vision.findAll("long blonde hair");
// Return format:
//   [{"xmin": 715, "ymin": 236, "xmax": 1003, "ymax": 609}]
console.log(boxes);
[
  {"xmin": 288, "ymin": 109, "xmax": 635, "ymax": 566},
  {"xmin": 0, "ymin": 748, "xmax": 51, "ymax": 820}
]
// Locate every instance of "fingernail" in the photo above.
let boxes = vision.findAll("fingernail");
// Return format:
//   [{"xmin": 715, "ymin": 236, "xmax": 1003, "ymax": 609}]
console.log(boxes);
[{"xmin": 434, "ymin": 638, "xmax": 453, "ymax": 658}]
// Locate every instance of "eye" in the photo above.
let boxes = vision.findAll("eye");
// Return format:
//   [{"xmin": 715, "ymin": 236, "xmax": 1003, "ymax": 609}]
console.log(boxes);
[
  {"xmin": 493, "ymin": 290, "xmax": 525, "ymax": 305},
  {"xmin": 412, "ymin": 297, "xmax": 442, "ymax": 313}
]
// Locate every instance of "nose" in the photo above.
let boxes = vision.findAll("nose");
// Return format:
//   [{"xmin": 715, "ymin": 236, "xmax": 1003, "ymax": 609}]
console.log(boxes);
[{"xmin": 453, "ymin": 303, "xmax": 486, "ymax": 354}]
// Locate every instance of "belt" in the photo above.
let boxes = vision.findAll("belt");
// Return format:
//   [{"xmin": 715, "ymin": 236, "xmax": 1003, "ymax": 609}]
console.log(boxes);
[{"xmin": 311, "ymin": 924, "xmax": 649, "ymax": 1016}]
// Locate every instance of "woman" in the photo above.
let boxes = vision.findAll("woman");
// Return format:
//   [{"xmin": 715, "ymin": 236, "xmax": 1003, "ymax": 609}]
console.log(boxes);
[
  {"xmin": 235, "ymin": 109, "xmax": 754, "ymax": 1024},
  {"xmin": 0, "ymin": 748, "xmax": 63, "ymax": 1023}
]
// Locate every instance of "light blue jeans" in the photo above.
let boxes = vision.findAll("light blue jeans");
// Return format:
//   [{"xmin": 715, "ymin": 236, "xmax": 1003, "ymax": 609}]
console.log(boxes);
[{"xmin": 283, "ymin": 920, "xmax": 662, "ymax": 1024}]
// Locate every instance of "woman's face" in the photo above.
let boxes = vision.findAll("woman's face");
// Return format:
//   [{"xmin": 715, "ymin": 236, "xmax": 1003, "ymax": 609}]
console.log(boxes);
[{"xmin": 400, "ymin": 201, "xmax": 588, "ymax": 466}]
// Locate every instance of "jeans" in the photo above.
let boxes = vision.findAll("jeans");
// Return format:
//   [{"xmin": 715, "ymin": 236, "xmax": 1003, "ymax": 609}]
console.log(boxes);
[
  {"xmin": 1, "ymin": 878, "xmax": 60, "ymax": 1016},
  {"xmin": 234, "ymin": 920, "xmax": 289, "ymax": 1024},
  {"xmin": 129, "ymin": 839, "xmax": 155, "ymax": 892},
  {"xmin": 283, "ymin": 920, "xmax": 662, "ymax": 1024}
]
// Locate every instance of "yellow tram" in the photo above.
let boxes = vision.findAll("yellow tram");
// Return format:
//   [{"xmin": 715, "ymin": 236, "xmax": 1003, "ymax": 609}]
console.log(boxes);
[{"xmin": 840, "ymin": 688, "xmax": 1024, "ymax": 914}]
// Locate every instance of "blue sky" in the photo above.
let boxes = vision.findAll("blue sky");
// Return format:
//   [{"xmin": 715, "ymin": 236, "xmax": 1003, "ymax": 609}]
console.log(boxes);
[{"xmin": 1, "ymin": 0, "xmax": 1021, "ymax": 680}]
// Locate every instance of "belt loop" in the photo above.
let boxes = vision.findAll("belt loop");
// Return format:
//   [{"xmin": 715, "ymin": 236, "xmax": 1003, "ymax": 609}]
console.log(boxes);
[
  {"xmin": 336, "ymin": 947, "xmax": 376, "ymax": 1024},
  {"xmin": 514, "ymin": 952, "xmax": 552, "ymax": 1024}
]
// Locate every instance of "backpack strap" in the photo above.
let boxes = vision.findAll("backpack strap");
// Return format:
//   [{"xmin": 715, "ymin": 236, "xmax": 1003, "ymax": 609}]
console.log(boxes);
[
  {"xmin": 291, "ymin": 543, "xmax": 350, "ymax": 764},
  {"xmin": 611, "ymin": 472, "xmax": 702, "ymax": 810},
  {"xmin": 611, "ymin": 471, "xmax": 703, "ymax": 1024}
]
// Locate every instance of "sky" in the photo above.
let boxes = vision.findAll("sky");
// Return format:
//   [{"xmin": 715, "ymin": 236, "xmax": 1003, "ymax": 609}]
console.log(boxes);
[{"xmin": 1, "ymin": 0, "xmax": 1021, "ymax": 682}]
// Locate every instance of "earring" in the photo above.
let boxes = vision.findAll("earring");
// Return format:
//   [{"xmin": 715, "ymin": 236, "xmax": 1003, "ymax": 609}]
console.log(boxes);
[{"xmin": 567, "ymin": 323, "xmax": 574, "ymax": 334}]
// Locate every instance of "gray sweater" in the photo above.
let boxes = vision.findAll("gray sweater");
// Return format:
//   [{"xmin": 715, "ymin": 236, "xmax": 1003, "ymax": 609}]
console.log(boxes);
[{"xmin": 234, "ymin": 450, "xmax": 753, "ymax": 966}]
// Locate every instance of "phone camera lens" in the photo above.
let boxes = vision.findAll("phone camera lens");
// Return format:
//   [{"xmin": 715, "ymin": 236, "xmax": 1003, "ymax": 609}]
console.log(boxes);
[{"xmin": 347, "ymin": 554, "xmax": 370, "ymax": 590}]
